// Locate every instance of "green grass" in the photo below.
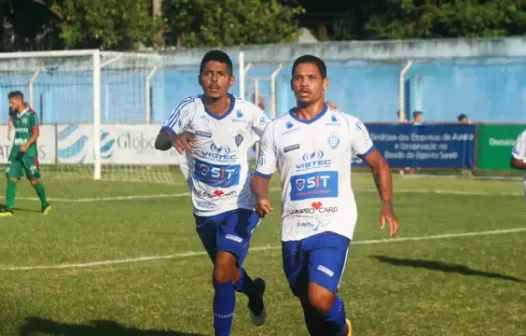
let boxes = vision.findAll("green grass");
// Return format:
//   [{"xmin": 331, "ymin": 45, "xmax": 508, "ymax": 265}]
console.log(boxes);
[{"xmin": 0, "ymin": 171, "xmax": 525, "ymax": 336}]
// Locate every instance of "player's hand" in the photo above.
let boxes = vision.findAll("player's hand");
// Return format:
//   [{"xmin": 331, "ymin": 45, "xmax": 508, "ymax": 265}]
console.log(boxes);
[
  {"xmin": 256, "ymin": 197, "xmax": 274, "ymax": 218},
  {"xmin": 173, "ymin": 132, "xmax": 195, "ymax": 154},
  {"xmin": 380, "ymin": 202, "xmax": 399, "ymax": 237},
  {"xmin": 19, "ymin": 144, "xmax": 29, "ymax": 152},
  {"xmin": 325, "ymin": 101, "xmax": 338, "ymax": 110},
  {"xmin": 7, "ymin": 134, "xmax": 11, "ymax": 141}
]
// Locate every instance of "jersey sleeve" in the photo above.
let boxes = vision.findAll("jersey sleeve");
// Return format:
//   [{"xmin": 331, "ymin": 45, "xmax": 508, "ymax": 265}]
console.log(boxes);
[
  {"xmin": 161, "ymin": 97, "xmax": 196, "ymax": 136},
  {"xmin": 348, "ymin": 116, "xmax": 375, "ymax": 159},
  {"xmin": 255, "ymin": 122, "xmax": 277, "ymax": 179},
  {"xmin": 512, "ymin": 130, "xmax": 526, "ymax": 162},
  {"xmin": 29, "ymin": 112, "xmax": 39, "ymax": 131},
  {"xmin": 251, "ymin": 106, "xmax": 272, "ymax": 141}
]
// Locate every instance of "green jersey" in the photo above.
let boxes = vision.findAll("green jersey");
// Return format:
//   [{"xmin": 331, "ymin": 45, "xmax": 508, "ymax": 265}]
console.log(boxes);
[{"xmin": 11, "ymin": 109, "xmax": 39, "ymax": 157}]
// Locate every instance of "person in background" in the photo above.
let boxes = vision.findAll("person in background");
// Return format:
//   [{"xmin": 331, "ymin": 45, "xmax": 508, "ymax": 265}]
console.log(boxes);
[
  {"xmin": 413, "ymin": 111, "xmax": 423, "ymax": 125},
  {"xmin": 396, "ymin": 110, "xmax": 409, "ymax": 123},
  {"xmin": 457, "ymin": 114, "xmax": 471, "ymax": 124}
]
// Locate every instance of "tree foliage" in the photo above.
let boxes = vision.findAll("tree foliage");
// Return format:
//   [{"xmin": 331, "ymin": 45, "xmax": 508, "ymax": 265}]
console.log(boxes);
[
  {"xmin": 163, "ymin": 0, "xmax": 304, "ymax": 48},
  {"xmin": 57, "ymin": 0, "xmax": 162, "ymax": 50},
  {"xmin": 330, "ymin": 0, "xmax": 526, "ymax": 40}
]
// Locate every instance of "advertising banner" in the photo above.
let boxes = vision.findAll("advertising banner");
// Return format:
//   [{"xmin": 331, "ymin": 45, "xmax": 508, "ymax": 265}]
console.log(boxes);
[
  {"xmin": 0, "ymin": 125, "xmax": 56, "ymax": 164},
  {"xmin": 56, "ymin": 124, "xmax": 181, "ymax": 165},
  {"xmin": 476, "ymin": 124, "xmax": 526, "ymax": 171},
  {"xmin": 352, "ymin": 124, "xmax": 475, "ymax": 169}
]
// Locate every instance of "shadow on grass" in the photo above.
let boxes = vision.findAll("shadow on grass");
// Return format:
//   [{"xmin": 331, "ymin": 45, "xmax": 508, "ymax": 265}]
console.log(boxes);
[
  {"xmin": 0, "ymin": 203, "xmax": 40, "ymax": 213},
  {"xmin": 371, "ymin": 255, "xmax": 526, "ymax": 283},
  {"xmin": 20, "ymin": 317, "xmax": 207, "ymax": 336}
]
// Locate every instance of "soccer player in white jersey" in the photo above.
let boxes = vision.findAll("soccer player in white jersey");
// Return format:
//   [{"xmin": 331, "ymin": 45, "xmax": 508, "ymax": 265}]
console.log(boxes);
[
  {"xmin": 154, "ymin": 50, "xmax": 270, "ymax": 336},
  {"xmin": 251, "ymin": 55, "xmax": 400, "ymax": 336},
  {"xmin": 511, "ymin": 129, "xmax": 526, "ymax": 196}
]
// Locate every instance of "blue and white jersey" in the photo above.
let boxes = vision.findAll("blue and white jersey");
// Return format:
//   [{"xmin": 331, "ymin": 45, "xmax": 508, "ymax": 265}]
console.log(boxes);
[
  {"xmin": 162, "ymin": 94, "xmax": 271, "ymax": 217},
  {"xmin": 255, "ymin": 105, "xmax": 375, "ymax": 242},
  {"xmin": 512, "ymin": 129, "xmax": 526, "ymax": 193}
]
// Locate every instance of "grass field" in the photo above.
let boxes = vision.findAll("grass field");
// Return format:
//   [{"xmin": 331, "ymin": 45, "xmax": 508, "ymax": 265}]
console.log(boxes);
[{"xmin": 0, "ymin": 171, "xmax": 525, "ymax": 336}]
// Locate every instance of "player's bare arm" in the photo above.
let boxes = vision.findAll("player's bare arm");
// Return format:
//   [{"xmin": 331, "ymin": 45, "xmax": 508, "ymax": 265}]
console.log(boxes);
[
  {"xmin": 155, "ymin": 130, "xmax": 195, "ymax": 153},
  {"xmin": 7, "ymin": 115, "xmax": 13, "ymax": 140},
  {"xmin": 251, "ymin": 176, "xmax": 274, "ymax": 218},
  {"xmin": 362, "ymin": 149, "xmax": 399, "ymax": 237},
  {"xmin": 20, "ymin": 127, "xmax": 39, "ymax": 153}
]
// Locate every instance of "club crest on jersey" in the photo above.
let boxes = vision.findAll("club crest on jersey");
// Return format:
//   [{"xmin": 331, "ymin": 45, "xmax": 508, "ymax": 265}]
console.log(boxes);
[
  {"xmin": 328, "ymin": 132, "xmax": 340, "ymax": 149},
  {"xmin": 286, "ymin": 121, "xmax": 293, "ymax": 129},
  {"xmin": 295, "ymin": 179, "xmax": 305, "ymax": 191},
  {"xmin": 235, "ymin": 134, "xmax": 244, "ymax": 147},
  {"xmin": 236, "ymin": 110, "xmax": 243, "ymax": 119}
]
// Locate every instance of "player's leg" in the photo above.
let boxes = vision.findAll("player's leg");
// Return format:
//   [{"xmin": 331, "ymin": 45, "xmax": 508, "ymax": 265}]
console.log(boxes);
[
  {"xmin": 22, "ymin": 156, "xmax": 50, "ymax": 214},
  {"xmin": 306, "ymin": 232, "xmax": 352, "ymax": 336},
  {"xmin": 195, "ymin": 213, "xmax": 234, "ymax": 336},
  {"xmin": 216, "ymin": 209, "xmax": 266, "ymax": 328},
  {"xmin": 282, "ymin": 239, "xmax": 325, "ymax": 335},
  {"xmin": 1, "ymin": 160, "xmax": 22, "ymax": 216},
  {"xmin": 227, "ymin": 209, "xmax": 266, "ymax": 326}
]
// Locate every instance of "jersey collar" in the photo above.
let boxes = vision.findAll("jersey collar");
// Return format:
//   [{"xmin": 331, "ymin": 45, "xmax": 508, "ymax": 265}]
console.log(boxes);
[
  {"xmin": 200, "ymin": 93, "xmax": 236, "ymax": 120},
  {"xmin": 288, "ymin": 103, "xmax": 328, "ymax": 124},
  {"xmin": 17, "ymin": 107, "xmax": 30, "ymax": 118}
]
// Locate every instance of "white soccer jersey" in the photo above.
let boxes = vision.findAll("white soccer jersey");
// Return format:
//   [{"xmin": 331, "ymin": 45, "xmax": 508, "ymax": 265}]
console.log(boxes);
[
  {"xmin": 162, "ymin": 94, "xmax": 271, "ymax": 217},
  {"xmin": 256, "ymin": 106, "xmax": 375, "ymax": 242},
  {"xmin": 512, "ymin": 129, "xmax": 526, "ymax": 193}
]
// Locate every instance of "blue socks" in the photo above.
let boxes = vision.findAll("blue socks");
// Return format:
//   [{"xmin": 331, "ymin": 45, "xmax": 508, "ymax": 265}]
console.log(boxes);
[
  {"xmin": 322, "ymin": 295, "xmax": 348, "ymax": 336},
  {"xmin": 304, "ymin": 306, "xmax": 325, "ymax": 336},
  {"xmin": 213, "ymin": 281, "xmax": 236, "ymax": 336},
  {"xmin": 234, "ymin": 267, "xmax": 255, "ymax": 296}
]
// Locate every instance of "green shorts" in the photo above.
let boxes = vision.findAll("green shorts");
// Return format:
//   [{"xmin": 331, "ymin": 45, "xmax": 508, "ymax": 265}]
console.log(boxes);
[{"xmin": 6, "ymin": 153, "xmax": 41, "ymax": 180}]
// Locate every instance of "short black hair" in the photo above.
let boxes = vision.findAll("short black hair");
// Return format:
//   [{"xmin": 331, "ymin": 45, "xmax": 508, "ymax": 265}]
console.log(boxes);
[
  {"xmin": 8, "ymin": 91, "xmax": 23, "ymax": 99},
  {"xmin": 457, "ymin": 113, "xmax": 467, "ymax": 121},
  {"xmin": 292, "ymin": 55, "xmax": 327, "ymax": 78},
  {"xmin": 200, "ymin": 50, "xmax": 233, "ymax": 76}
]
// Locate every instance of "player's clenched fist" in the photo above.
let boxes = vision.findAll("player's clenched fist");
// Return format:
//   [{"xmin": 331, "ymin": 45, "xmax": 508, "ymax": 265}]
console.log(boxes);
[
  {"xmin": 255, "ymin": 197, "xmax": 274, "ymax": 218},
  {"xmin": 173, "ymin": 132, "xmax": 195, "ymax": 154}
]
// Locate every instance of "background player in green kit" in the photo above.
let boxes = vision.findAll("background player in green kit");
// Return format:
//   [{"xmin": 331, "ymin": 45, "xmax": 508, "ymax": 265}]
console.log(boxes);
[{"xmin": 0, "ymin": 91, "xmax": 51, "ymax": 217}]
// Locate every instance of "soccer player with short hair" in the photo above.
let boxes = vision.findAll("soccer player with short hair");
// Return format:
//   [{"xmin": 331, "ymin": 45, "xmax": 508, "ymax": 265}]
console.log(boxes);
[
  {"xmin": 251, "ymin": 55, "xmax": 400, "ymax": 336},
  {"xmin": 1, "ymin": 91, "xmax": 51, "ymax": 217},
  {"xmin": 510, "ymin": 129, "xmax": 526, "ymax": 196},
  {"xmin": 154, "ymin": 50, "xmax": 268, "ymax": 336}
]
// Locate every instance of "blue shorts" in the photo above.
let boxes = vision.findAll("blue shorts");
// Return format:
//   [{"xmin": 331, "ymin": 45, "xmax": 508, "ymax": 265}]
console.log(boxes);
[
  {"xmin": 282, "ymin": 232, "xmax": 350, "ymax": 297},
  {"xmin": 195, "ymin": 208, "xmax": 261, "ymax": 266}
]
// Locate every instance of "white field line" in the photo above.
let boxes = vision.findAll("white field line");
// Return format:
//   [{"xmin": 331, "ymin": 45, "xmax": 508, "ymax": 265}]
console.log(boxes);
[
  {"xmin": 1, "ymin": 227, "xmax": 525, "ymax": 272},
  {"xmin": 0, "ymin": 187, "xmax": 522, "ymax": 203}
]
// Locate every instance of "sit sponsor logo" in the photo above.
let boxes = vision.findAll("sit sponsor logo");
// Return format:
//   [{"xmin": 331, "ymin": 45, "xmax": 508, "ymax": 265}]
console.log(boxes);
[
  {"xmin": 193, "ymin": 158, "xmax": 241, "ymax": 188},
  {"xmin": 290, "ymin": 171, "xmax": 339, "ymax": 201}
]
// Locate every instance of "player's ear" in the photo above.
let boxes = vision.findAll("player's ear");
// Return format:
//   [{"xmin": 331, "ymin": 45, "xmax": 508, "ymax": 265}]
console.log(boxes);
[
  {"xmin": 323, "ymin": 77, "xmax": 329, "ymax": 91},
  {"xmin": 228, "ymin": 75, "xmax": 235, "ymax": 88}
]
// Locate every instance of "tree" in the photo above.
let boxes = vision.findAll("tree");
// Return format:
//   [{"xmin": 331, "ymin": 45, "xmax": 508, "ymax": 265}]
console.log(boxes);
[
  {"xmin": 1, "ymin": 0, "xmax": 162, "ymax": 51},
  {"xmin": 163, "ymin": 0, "xmax": 304, "ymax": 48},
  {"xmin": 332, "ymin": 0, "xmax": 526, "ymax": 40},
  {"xmin": 58, "ymin": 0, "xmax": 162, "ymax": 50}
]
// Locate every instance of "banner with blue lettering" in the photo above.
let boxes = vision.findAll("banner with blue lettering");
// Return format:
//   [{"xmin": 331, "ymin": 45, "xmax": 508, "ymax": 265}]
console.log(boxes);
[{"xmin": 352, "ymin": 124, "xmax": 475, "ymax": 169}]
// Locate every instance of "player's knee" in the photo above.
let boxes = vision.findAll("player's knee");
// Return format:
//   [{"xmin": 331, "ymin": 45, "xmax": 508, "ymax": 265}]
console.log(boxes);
[
  {"xmin": 213, "ymin": 251, "xmax": 237, "ymax": 283},
  {"xmin": 29, "ymin": 179, "xmax": 39, "ymax": 186},
  {"xmin": 308, "ymin": 285, "xmax": 336, "ymax": 315},
  {"xmin": 8, "ymin": 178, "xmax": 18, "ymax": 183}
]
